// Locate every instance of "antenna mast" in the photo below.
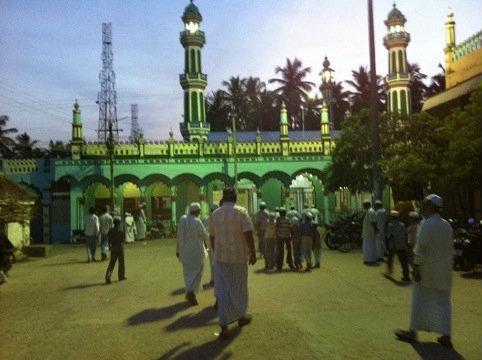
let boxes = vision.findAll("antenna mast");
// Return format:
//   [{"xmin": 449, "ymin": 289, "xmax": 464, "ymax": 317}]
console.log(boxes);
[
  {"xmin": 97, "ymin": 22, "xmax": 119, "ymax": 141},
  {"xmin": 130, "ymin": 104, "xmax": 140, "ymax": 142}
]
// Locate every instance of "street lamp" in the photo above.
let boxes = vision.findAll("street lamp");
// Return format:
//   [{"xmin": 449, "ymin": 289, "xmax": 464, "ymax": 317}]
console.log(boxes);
[{"xmin": 319, "ymin": 56, "xmax": 335, "ymax": 129}]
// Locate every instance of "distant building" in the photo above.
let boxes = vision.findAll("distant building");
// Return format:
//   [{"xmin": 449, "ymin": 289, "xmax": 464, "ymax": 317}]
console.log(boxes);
[{"xmin": 423, "ymin": 9, "xmax": 482, "ymax": 115}]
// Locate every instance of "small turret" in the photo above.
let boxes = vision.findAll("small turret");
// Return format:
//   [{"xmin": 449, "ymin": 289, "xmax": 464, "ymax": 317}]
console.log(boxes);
[
  {"xmin": 320, "ymin": 101, "xmax": 330, "ymax": 137},
  {"xmin": 279, "ymin": 101, "xmax": 289, "ymax": 139},
  {"xmin": 444, "ymin": 9, "xmax": 456, "ymax": 74},
  {"xmin": 71, "ymin": 100, "xmax": 83, "ymax": 160}
]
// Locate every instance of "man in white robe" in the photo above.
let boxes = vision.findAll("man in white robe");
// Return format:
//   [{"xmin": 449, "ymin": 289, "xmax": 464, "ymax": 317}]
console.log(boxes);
[
  {"xmin": 176, "ymin": 203, "xmax": 209, "ymax": 306},
  {"xmin": 362, "ymin": 200, "xmax": 378, "ymax": 264},
  {"xmin": 124, "ymin": 212, "xmax": 136, "ymax": 243},
  {"xmin": 395, "ymin": 194, "xmax": 454, "ymax": 348},
  {"xmin": 136, "ymin": 204, "xmax": 147, "ymax": 241},
  {"xmin": 374, "ymin": 200, "xmax": 388, "ymax": 260}
]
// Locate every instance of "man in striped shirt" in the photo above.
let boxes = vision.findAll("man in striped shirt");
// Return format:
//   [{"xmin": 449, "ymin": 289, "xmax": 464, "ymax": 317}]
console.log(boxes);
[
  {"xmin": 208, "ymin": 188, "xmax": 256, "ymax": 339},
  {"xmin": 275, "ymin": 208, "xmax": 295, "ymax": 271}
]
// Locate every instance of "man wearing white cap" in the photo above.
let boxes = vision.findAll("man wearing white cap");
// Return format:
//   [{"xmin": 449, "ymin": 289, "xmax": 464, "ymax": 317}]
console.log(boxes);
[
  {"xmin": 385, "ymin": 210, "xmax": 410, "ymax": 282},
  {"xmin": 396, "ymin": 194, "xmax": 454, "ymax": 348},
  {"xmin": 361, "ymin": 200, "xmax": 378, "ymax": 264},
  {"xmin": 254, "ymin": 201, "xmax": 269, "ymax": 258},
  {"xmin": 176, "ymin": 202, "xmax": 209, "ymax": 306},
  {"xmin": 374, "ymin": 200, "xmax": 388, "ymax": 260}
]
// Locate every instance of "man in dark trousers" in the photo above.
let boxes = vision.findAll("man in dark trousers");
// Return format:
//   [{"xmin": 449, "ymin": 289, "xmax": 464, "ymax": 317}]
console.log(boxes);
[
  {"xmin": 385, "ymin": 210, "xmax": 410, "ymax": 282},
  {"xmin": 275, "ymin": 208, "xmax": 294, "ymax": 270},
  {"xmin": 105, "ymin": 217, "xmax": 126, "ymax": 284}
]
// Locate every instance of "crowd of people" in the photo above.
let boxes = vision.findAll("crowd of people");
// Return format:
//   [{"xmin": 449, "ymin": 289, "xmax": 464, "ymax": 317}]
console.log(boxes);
[{"xmin": 254, "ymin": 203, "xmax": 321, "ymax": 272}]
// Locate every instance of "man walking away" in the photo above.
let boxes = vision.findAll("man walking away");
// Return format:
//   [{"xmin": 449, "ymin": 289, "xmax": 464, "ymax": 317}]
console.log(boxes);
[
  {"xmin": 275, "ymin": 208, "xmax": 294, "ymax": 271},
  {"xmin": 264, "ymin": 213, "xmax": 276, "ymax": 271},
  {"xmin": 362, "ymin": 200, "xmax": 378, "ymax": 265},
  {"xmin": 385, "ymin": 211, "xmax": 410, "ymax": 282},
  {"xmin": 406, "ymin": 211, "xmax": 421, "ymax": 254},
  {"xmin": 105, "ymin": 217, "xmax": 126, "ymax": 284},
  {"xmin": 84, "ymin": 207, "xmax": 100, "ymax": 262},
  {"xmin": 99, "ymin": 206, "xmax": 113, "ymax": 261},
  {"xmin": 374, "ymin": 200, "xmax": 388, "ymax": 261},
  {"xmin": 208, "ymin": 188, "xmax": 256, "ymax": 340},
  {"xmin": 254, "ymin": 201, "xmax": 269, "ymax": 258},
  {"xmin": 301, "ymin": 212, "xmax": 315, "ymax": 272},
  {"xmin": 312, "ymin": 225, "xmax": 322, "ymax": 269},
  {"xmin": 291, "ymin": 217, "xmax": 303, "ymax": 270},
  {"xmin": 176, "ymin": 203, "xmax": 209, "ymax": 306},
  {"xmin": 395, "ymin": 194, "xmax": 454, "ymax": 348}
]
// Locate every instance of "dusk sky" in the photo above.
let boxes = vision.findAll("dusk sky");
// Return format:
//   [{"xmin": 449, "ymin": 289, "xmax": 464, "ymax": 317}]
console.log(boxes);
[{"xmin": 1, "ymin": 0, "xmax": 481, "ymax": 145}]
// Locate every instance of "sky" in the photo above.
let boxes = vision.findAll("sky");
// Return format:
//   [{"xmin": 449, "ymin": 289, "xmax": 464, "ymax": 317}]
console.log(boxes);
[{"xmin": 0, "ymin": 0, "xmax": 481, "ymax": 145}]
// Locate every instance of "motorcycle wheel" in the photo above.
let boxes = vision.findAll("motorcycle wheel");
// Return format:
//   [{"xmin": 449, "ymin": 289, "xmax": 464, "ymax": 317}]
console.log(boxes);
[
  {"xmin": 324, "ymin": 230, "xmax": 338, "ymax": 250},
  {"xmin": 461, "ymin": 256, "xmax": 474, "ymax": 272}
]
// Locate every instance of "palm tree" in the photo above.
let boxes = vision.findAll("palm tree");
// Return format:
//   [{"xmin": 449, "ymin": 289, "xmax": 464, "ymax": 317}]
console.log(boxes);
[
  {"xmin": 408, "ymin": 63, "xmax": 428, "ymax": 113},
  {"xmin": 206, "ymin": 90, "xmax": 230, "ymax": 131},
  {"xmin": 15, "ymin": 132, "xmax": 39, "ymax": 158},
  {"xmin": 331, "ymin": 81, "xmax": 350, "ymax": 129},
  {"xmin": 345, "ymin": 65, "xmax": 385, "ymax": 115},
  {"xmin": 221, "ymin": 76, "xmax": 249, "ymax": 129},
  {"xmin": 269, "ymin": 58, "xmax": 315, "ymax": 128},
  {"xmin": 0, "ymin": 115, "xmax": 18, "ymax": 158},
  {"xmin": 48, "ymin": 140, "xmax": 69, "ymax": 158},
  {"xmin": 426, "ymin": 65, "xmax": 446, "ymax": 97}
]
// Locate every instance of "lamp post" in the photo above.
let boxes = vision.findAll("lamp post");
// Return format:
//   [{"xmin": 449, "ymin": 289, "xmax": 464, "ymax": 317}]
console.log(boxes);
[
  {"xmin": 319, "ymin": 56, "xmax": 335, "ymax": 129},
  {"xmin": 300, "ymin": 105, "xmax": 305, "ymax": 139},
  {"xmin": 105, "ymin": 121, "xmax": 116, "ymax": 213},
  {"xmin": 368, "ymin": 0, "xmax": 382, "ymax": 202}
]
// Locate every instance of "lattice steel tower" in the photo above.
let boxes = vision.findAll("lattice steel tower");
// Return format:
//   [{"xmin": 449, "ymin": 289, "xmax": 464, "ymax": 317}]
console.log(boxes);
[
  {"xmin": 97, "ymin": 22, "xmax": 119, "ymax": 141},
  {"xmin": 130, "ymin": 104, "xmax": 140, "ymax": 142}
]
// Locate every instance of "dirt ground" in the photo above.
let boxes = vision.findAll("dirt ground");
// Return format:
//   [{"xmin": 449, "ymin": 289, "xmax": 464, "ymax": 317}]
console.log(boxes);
[{"xmin": 1, "ymin": 239, "xmax": 480, "ymax": 360}]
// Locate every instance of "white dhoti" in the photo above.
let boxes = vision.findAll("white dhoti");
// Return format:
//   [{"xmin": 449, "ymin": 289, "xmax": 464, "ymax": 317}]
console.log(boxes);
[
  {"xmin": 410, "ymin": 283, "xmax": 451, "ymax": 335},
  {"xmin": 214, "ymin": 262, "xmax": 248, "ymax": 327},
  {"xmin": 182, "ymin": 261, "xmax": 204, "ymax": 293},
  {"xmin": 362, "ymin": 237, "xmax": 377, "ymax": 262}
]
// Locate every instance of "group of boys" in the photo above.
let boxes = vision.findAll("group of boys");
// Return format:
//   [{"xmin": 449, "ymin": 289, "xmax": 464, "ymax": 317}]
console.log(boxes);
[{"xmin": 255, "ymin": 203, "xmax": 321, "ymax": 272}]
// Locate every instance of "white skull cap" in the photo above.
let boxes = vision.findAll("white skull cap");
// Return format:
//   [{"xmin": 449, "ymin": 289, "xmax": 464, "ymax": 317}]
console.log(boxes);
[
  {"xmin": 425, "ymin": 193, "xmax": 443, "ymax": 207},
  {"xmin": 189, "ymin": 202, "xmax": 201, "ymax": 212}
]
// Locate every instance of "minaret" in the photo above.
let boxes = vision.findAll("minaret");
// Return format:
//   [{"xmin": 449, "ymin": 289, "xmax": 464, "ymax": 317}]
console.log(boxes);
[
  {"xmin": 279, "ymin": 101, "xmax": 289, "ymax": 138},
  {"xmin": 383, "ymin": 4, "xmax": 412, "ymax": 116},
  {"xmin": 179, "ymin": 0, "xmax": 210, "ymax": 142},
  {"xmin": 71, "ymin": 100, "xmax": 83, "ymax": 160},
  {"xmin": 320, "ymin": 101, "xmax": 332, "ymax": 155},
  {"xmin": 279, "ymin": 101, "xmax": 289, "ymax": 156},
  {"xmin": 444, "ymin": 9, "xmax": 456, "ymax": 75}
]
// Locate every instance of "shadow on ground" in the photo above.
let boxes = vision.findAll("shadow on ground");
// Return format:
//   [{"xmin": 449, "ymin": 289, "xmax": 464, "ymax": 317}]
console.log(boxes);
[
  {"xmin": 166, "ymin": 306, "xmax": 218, "ymax": 332},
  {"xmin": 171, "ymin": 288, "xmax": 185, "ymax": 296},
  {"xmin": 126, "ymin": 302, "xmax": 190, "ymax": 326},
  {"xmin": 62, "ymin": 282, "xmax": 106, "ymax": 290},
  {"xmin": 460, "ymin": 271, "xmax": 482, "ymax": 280},
  {"xmin": 43, "ymin": 260, "xmax": 87, "ymax": 267},
  {"xmin": 383, "ymin": 274, "xmax": 411, "ymax": 287},
  {"xmin": 158, "ymin": 328, "xmax": 240, "ymax": 360},
  {"xmin": 411, "ymin": 342, "xmax": 465, "ymax": 360}
]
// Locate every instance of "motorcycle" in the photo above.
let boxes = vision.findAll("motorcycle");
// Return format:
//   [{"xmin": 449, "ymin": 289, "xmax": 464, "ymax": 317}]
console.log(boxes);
[
  {"xmin": 324, "ymin": 212, "xmax": 363, "ymax": 252},
  {"xmin": 453, "ymin": 227, "xmax": 482, "ymax": 271}
]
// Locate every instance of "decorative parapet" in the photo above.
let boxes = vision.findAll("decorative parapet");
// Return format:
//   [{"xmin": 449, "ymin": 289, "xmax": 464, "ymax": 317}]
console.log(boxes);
[
  {"xmin": 1, "ymin": 159, "xmax": 39, "ymax": 174},
  {"xmin": 453, "ymin": 30, "xmax": 482, "ymax": 61}
]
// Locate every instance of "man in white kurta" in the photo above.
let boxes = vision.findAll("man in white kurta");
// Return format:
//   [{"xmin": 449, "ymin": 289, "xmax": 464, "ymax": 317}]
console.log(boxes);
[
  {"xmin": 374, "ymin": 200, "xmax": 388, "ymax": 260},
  {"xmin": 395, "ymin": 194, "xmax": 454, "ymax": 348},
  {"xmin": 362, "ymin": 200, "xmax": 378, "ymax": 264},
  {"xmin": 136, "ymin": 205, "xmax": 147, "ymax": 241},
  {"xmin": 176, "ymin": 203, "xmax": 209, "ymax": 306},
  {"xmin": 124, "ymin": 212, "xmax": 136, "ymax": 243}
]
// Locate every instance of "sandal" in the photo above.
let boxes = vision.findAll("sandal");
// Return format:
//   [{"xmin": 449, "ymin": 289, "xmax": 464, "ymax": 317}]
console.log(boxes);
[{"xmin": 395, "ymin": 329, "xmax": 417, "ymax": 343}]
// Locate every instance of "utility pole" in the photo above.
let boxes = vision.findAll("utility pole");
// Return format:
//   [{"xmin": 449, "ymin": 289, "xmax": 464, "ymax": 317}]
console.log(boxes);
[
  {"xmin": 232, "ymin": 113, "xmax": 238, "ymax": 192},
  {"xmin": 105, "ymin": 121, "xmax": 116, "ymax": 212},
  {"xmin": 368, "ymin": 0, "xmax": 382, "ymax": 201}
]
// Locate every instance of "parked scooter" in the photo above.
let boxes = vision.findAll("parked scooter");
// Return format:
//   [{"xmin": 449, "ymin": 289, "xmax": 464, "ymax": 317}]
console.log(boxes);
[{"xmin": 453, "ymin": 225, "xmax": 482, "ymax": 272}]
